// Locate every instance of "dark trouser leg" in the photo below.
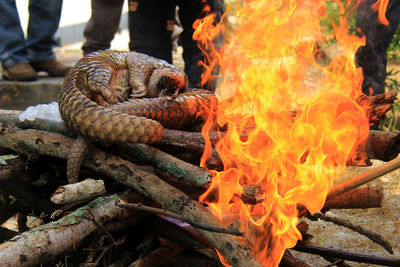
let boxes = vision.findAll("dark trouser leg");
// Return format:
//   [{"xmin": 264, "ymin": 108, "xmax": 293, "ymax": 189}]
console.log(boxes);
[
  {"xmin": 0, "ymin": 0, "xmax": 28, "ymax": 67},
  {"xmin": 355, "ymin": 0, "xmax": 400, "ymax": 95},
  {"xmin": 26, "ymin": 0, "xmax": 62, "ymax": 62},
  {"xmin": 178, "ymin": 0, "xmax": 224, "ymax": 90},
  {"xmin": 128, "ymin": 0, "xmax": 175, "ymax": 63},
  {"xmin": 82, "ymin": 0, "xmax": 125, "ymax": 55}
]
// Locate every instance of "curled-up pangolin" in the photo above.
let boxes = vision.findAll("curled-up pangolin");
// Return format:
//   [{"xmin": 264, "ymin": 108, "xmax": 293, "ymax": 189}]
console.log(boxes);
[{"xmin": 59, "ymin": 50, "xmax": 217, "ymax": 183}]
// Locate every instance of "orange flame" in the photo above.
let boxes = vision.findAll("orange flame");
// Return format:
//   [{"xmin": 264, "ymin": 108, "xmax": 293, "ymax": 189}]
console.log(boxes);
[
  {"xmin": 194, "ymin": 0, "xmax": 374, "ymax": 265},
  {"xmin": 372, "ymin": 0, "xmax": 389, "ymax": 26}
]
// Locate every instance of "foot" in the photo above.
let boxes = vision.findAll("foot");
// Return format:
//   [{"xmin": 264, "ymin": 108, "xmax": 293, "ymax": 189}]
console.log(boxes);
[
  {"xmin": 30, "ymin": 59, "xmax": 71, "ymax": 77},
  {"xmin": 2, "ymin": 62, "xmax": 38, "ymax": 81}
]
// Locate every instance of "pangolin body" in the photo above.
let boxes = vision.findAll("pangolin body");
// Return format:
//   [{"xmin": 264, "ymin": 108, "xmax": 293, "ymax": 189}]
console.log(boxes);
[{"xmin": 59, "ymin": 50, "xmax": 217, "ymax": 145}]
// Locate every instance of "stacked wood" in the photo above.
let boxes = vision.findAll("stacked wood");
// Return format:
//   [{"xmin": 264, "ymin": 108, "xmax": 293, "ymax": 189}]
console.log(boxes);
[{"xmin": 0, "ymin": 90, "xmax": 399, "ymax": 266}]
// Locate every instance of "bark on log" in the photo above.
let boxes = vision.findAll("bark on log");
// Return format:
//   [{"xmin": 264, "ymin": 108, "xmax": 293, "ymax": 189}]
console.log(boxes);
[
  {"xmin": 50, "ymin": 178, "xmax": 106, "ymax": 204},
  {"xmin": 327, "ymin": 155, "xmax": 400, "ymax": 200},
  {"xmin": 279, "ymin": 250, "xmax": 315, "ymax": 267},
  {"xmin": 0, "ymin": 194, "xmax": 126, "ymax": 267},
  {"xmin": 0, "ymin": 123, "xmax": 263, "ymax": 267},
  {"xmin": 2, "ymin": 109, "xmax": 399, "ymax": 165},
  {"xmin": 118, "ymin": 143, "xmax": 212, "ymax": 187},
  {"xmin": 321, "ymin": 186, "xmax": 383, "ymax": 211},
  {"xmin": 366, "ymin": 130, "xmax": 400, "ymax": 161},
  {"xmin": 356, "ymin": 90, "xmax": 397, "ymax": 124},
  {"xmin": 0, "ymin": 155, "xmax": 26, "ymax": 181}
]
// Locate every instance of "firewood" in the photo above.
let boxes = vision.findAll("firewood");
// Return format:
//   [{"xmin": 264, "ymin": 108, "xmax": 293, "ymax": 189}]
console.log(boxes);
[
  {"xmin": 322, "ymin": 186, "xmax": 383, "ymax": 211},
  {"xmin": 1, "ymin": 109, "xmax": 398, "ymax": 167},
  {"xmin": 118, "ymin": 143, "xmax": 212, "ymax": 187},
  {"xmin": 129, "ymin": 239, "xmax": 184, "ymax": 267},
  {"xmin": 356, "ymin": 90, "xmax": 397, "ymax": 124},
  {"xmin": 366, "ymin": 130, "xmax": 400, "ymax": 161},
  {"xmin": 0, "ymin": 194, "xmax": 126, "ymax": 266},
  {"xmin": 50, "ymin": 178, "xmax": 106, "ymax": 205},
  {"xmin": 293, "ymin": 242, "xmax": 400, "ymax": 266},
  {"xmin": 327, "ymin": 156, "xmax": 400, "ymax": 200},
  {"xmin": 310, "ymin": 211, "xmax": 393, "ymax": 254},
  {"xmin": 204, "ymin": 185, "xmax": 383, "ymax": 211},
  {"xmin": 0, "ymin": 154, "xmax": 26, "ymax": 181},
  {"xmin": 279, "ymin": 250, "xmax": 314, "ymax": 267},
  {"xmin": 0, "ymin": 122, "xmax": 263, "ymax": 267},
  {"xmin": 116, "ymin": 200, "xmax": 243, "ymax": 236}
]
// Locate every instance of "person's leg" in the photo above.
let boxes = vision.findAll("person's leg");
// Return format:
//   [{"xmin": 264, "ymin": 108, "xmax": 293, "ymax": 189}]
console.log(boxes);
[
  {"xmin": 0, "ymin": 0, "xmax": 29, "ymax": 68},
  {"xmin": 355, "ymin": 0, "xmax": 400, "ymax": 95},
  {"xmin": 178, "ymin": 0, "xmax": 224, "ymax": 90},
  {"xmin": 0, "ymin": 0, "xmax": 38, "ymax": 80},
  {"xmin": 26, "ymin": 0, "xmax": 70, "ymax": 76},
  {"xmin": 82, "ymin": 0, "xmax": 125, "ymax": 55},
  {"xmin": 25, "ymin": 0, "xmax": 62, "ymax": 62},
  {"xmin": 128, "ymin": 0, "xmax": 175, "ymax": 63}
]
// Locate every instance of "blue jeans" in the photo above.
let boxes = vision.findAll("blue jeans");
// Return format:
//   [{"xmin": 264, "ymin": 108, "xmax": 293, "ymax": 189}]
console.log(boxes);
[{"xmin": 0, "ymin": 0, "xmax": 62, "ymax": 68}]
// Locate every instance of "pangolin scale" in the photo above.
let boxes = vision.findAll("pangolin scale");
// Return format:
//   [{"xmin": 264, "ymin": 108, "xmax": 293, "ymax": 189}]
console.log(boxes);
[{"xmin": 59, "ymin": 50, "xmax": 217, "ymax": 145}]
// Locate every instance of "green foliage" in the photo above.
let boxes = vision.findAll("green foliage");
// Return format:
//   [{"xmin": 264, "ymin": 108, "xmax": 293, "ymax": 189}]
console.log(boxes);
[
  {"xmin": 387, "ymin": 25, "xmax": 400, "ymax": 61},
  {"xmin": 379, "ymin": 69, "xmax": 400, "ymax": 131},
  {"xmin": 320, "ymin": 0, "xmax": 357, "ymax": 36}
]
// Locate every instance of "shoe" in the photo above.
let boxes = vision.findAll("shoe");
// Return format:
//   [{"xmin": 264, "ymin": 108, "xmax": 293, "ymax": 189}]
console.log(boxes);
[
  {"xmin": 30, "ymin": 59, "xmax": 71, "ymax": 77},
  {"xmin": 2, "ymin": 62, "xmax": 38, "ymax": 81}
]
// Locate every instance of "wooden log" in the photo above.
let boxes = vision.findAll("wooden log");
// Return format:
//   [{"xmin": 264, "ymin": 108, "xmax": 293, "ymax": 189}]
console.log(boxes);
[
  {"xmin": 366, "ymin": 130, "xmax": 400, "ymax": 161},
  {"xmin": 0, "ymin": 111, "xmax": 213, "ymax": 188},
  {"xmin": 279, "ymin": 250, "xmax": 314, "ymax": 267},
  {"xmin": 205, "ymin": 185, "xmax": 383, "ymax": 210},
  {"xmin": 311, "ymin": 212, "xmax": 393, "ymax": 254},
  {"xmin": 327, "ymin": 156, "xmax": 400, "ymax": 201},
  {"xmin": 0, "ymin": 194, "xmax": 126, "ymax": 266},
  {"xmin": 129, "ymin": 239, "xmax": 184, "ymax": 267},
  {"xmin": 50, "ymin": 178, "xmax": 106, "ymax": 204},
  {"xmin": 118, "ymin": 143, "xmax": 212, "ymax": 187},
  {"xmin": 293, "ymin": 242, "xmax": 400, "ymax": 266},
  {"xmin": 356, "ymin": 90, "xmax": 397, "ymax": 124},
  {"xmin": 0, "ymin": 122, "xmax": 263, "ymax": 267},
  {"xmin": 0, "ymin": 155, "xmax": 27, "ymax": 181},
  {"xmin": 321, "ymin": 186, "xmax": 383, "ymax": 211},
  {"xmin": 1, "ymin": 109, "xmax": 399, "ymax": 166}
]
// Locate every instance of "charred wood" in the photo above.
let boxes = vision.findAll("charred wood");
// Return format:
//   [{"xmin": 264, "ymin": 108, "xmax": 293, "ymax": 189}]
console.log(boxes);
[{"xmin": 279, "ymin": 250, "xmax": 315, "ymax": 267}]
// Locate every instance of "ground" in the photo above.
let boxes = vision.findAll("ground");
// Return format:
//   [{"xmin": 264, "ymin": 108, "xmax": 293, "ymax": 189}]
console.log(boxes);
[{"xmin": 292, "ymin": 160, "xmax": 400, "ymax": 266}]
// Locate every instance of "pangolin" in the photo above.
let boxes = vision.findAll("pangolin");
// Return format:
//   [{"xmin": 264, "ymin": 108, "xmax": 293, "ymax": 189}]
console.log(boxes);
[{"xmin": 59, "ymin": 50, "xmax": 217, "ymax": 183}]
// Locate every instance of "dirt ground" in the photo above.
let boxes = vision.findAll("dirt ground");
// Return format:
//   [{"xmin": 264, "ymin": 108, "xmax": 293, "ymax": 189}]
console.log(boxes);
[{"xmin": 291, "ymin": 160, "xmax": 400, "ymax": 266}]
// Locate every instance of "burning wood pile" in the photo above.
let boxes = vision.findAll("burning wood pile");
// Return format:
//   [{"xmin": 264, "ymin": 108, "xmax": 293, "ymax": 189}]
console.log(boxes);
[
  {"xmin": 2, "ymin": 0, "xmax": 400, "ymax": 266},
  {"xmin": 0, "ymin": 90, "xmax": 399, "ymax": 266}
]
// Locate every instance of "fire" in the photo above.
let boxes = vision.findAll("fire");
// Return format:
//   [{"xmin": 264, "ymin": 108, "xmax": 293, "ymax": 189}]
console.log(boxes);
[
  {"xmin": 194, "ymin": 0, "xmax": 375, "ymax": 266},
  {"xmin": 372, "ymin": 0, "xmax": 389, "ymax": 26}
]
